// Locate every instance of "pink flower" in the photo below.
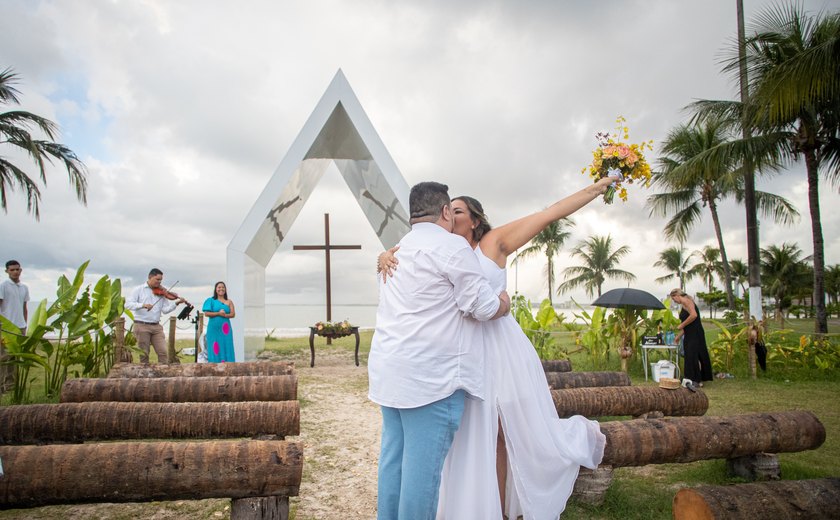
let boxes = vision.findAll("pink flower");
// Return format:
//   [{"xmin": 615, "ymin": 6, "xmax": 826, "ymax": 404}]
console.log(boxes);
[
  {"xmin": 222, "ymin": 322, "xmax": 230, "ymax": 335},
  {"xmin": 617, "ymin": 146, "xmax": 631, "ymax": 159},
  {"xmin": 213, "ymin": 342, "xmax": 220, "ymax": 355}
]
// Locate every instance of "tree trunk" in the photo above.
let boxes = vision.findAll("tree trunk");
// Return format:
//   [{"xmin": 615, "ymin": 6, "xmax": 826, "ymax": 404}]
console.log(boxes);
[
  {"xmin": 673, "ymin": 478, "xmax": 840, "ymax": 520},
  {"xmin": 709, "ymin": 199, "xmax": 736, "ymax": 309},
  {"xmin": 804, "ymin": 147, "xmax": 828, "ymax": 334},
  {"xmin": 547, "ymin": 255, "xmax": 554, "ymax": 306},
  {"xmin": 551, "ymin": 386, "xmax": 708, "ymax": 418},
  {"xmin": 0, "ymin": 401, "xmax": 300, "ymax": 444},
  {"xmin": 0, "ymin": 439, "xmax": 303, "ymax": 508},
  {"xmin": 60, "ymin": 375, "xmax": 297, "ymax": 403},
  {"xmin": 108, "ymin": 361, "xmax": 295, "ymax": 378},
  {"xmin": 541, "ymin": 359, "xmax": 572, "ymax": 372},
  {"xmin": 545, "ymin": 371, "xmax": 630, "ymax": 390},
  {"xmin": 600, "ymin": 411, "xmax": 825, "ymax": 467}
]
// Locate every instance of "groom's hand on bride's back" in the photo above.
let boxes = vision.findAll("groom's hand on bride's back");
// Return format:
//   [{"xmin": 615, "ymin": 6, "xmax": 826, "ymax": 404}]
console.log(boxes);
[{"xmin": 492, "ymin": 290, "xmax": 511, "ymax": 319}]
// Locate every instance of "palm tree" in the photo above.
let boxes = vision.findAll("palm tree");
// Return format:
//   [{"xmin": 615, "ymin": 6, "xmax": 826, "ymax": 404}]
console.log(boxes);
[
  {"xmin": 0, "ymin": 67, "xmax": 88, "ymax": 219},
  {"xmin": 558, "ymin": 235, "xmax": 635, "ymax": 298},
  {"xmin": 826, "ymin": 264, "xmax": 840, "ymax": 307},
  {"xmin": 729, "ymin": 258, "xmax": 749, "ymax": 298},
  {"xmin": 760, "ymin": 242, "xmax": 807, "ymax": 327},
  {"xmin": 512, "ymin": 218, "xmax": 574, "ymax": 305},
  {"xmin": 646, "ymin": 118, "xmax": 798, "ymax": 309},
  {"xmin": 690, "ymin": 245, "xmax": 724, "ymax": 295},
  {"xmin": 653, "ymin": 246, "xmax": 693, "ymax": 289},
  {"xmin": 696, "ymin": 5, "xmax": 840, "ymax": 333}
]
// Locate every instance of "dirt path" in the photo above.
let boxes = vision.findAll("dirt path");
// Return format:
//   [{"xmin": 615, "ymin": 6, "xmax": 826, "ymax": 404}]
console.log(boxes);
[
  {"xmin": 0, "ymin": 348, "xmax": 381, "ymax": 520},
  {"xmin": 287, "ymin": 348, "xmax": 380, "ymax": 519}
]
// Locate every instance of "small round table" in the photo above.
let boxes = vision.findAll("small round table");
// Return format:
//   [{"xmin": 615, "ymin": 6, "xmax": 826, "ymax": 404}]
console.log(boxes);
[{"xmin": 308, "ymin": 326, "xmax": 361, "ymax": 368}]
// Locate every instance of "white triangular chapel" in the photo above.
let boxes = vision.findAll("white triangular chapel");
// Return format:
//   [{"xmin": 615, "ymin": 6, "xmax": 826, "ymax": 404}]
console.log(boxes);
[{"xmin": 227, "ymin": 70, "xmax": 411, "ymax": 361}]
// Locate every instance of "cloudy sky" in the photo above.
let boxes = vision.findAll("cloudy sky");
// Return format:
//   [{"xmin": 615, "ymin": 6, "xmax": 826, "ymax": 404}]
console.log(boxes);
[{"xmin": 1, "ymin": 0, "xmax": 837, "ymax": 323}]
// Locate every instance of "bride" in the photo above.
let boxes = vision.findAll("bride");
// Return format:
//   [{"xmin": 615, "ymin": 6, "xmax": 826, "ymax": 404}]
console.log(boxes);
[{"xmin": 380, "ymin": 177, "xmax": 610, "ymax": 519}]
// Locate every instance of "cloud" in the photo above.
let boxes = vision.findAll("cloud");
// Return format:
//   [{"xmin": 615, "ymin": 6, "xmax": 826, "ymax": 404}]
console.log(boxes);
[{"xmin": 0, "ymin": 0, "xmax": 836, "ymax": 322}]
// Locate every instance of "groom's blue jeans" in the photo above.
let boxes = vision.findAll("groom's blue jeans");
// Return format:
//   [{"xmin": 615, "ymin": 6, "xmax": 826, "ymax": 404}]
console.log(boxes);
[{"xmin": 377, "ymin": 390, "xmax": 466, "ymax": 520}]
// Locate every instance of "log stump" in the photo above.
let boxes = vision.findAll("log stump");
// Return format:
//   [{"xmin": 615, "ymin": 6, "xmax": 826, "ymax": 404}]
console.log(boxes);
[
  {"xmin": 545, "ymin": 371, "xmax": 631, "ymax": 390},
  {"xmin": 541, "ymin": 359, "xmax": 572, "ymax": 372},
  {"xmin": 0, "ymin": 440, "xmax": 303, "ymax": 508},
  {"xmin": 600, "ymin": 411, "xmax": 825, "ymax": 467},
  {"xmin": 0, "ymin": 401, "xmax": 300, "ymax": 444},
  {"xmin": 60, "ymin": 375, "xmax": 297, "ymax": 403},
  {"xmin": 552, "ymin": 386, "xmax": 708, "ymax": 418},
  {"xmin": 726, "ymin": 453, "xmax": 780, "ymax": 481},
  {"xmin": 232, "ymin": 496, "xmax": 290, "ymax": 520},
  {"xmin": 571, "ymin": 465, "xmax": 613, "ymax": 506},
  {"xmin": 673, "ymin": 478, "xmax": 840, "ymax": 519},
  {"xmin": 108, "ymin": 361, "xmax": 295, "ymax": 378}
]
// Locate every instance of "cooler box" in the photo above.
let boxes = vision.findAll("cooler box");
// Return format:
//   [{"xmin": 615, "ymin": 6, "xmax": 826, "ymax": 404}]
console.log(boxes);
[{"xmin": 651, "ymin": 360, "xmax": 677, "ymax": 382}]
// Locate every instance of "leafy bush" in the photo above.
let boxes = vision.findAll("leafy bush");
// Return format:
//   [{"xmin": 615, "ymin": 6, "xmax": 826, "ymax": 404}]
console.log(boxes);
[
  {"xmin": 0, "ymin": 261, "xmax": 125, "ymax": 402},
  {"xmin": 512, "ymin": 295, "xmax": 569, "ymax": 360}
]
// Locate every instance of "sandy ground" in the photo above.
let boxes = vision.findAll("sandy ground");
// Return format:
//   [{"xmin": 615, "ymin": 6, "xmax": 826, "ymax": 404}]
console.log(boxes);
[{"xmin": 0, "ymin": 347, "xmax": 380, "ymax": 520}]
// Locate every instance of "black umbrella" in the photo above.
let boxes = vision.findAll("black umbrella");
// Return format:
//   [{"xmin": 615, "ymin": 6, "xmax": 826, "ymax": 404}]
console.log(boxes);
[{"xmin": 592, "ymin": 288, "xmax": 665, "ymax": 310}]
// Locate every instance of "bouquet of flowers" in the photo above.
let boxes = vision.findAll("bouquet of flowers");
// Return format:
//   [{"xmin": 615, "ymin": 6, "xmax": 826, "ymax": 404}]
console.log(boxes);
[
  {"xmin": 313, "ymin": 319, "xmax": 354, "ymax": 337},
  {"xmin": 582, "ymin": 116, "xmax": 653, "ymax": 204}
]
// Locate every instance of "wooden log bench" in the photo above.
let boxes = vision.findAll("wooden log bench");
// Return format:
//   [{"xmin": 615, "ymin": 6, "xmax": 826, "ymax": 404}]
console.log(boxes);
[
  {"xmin": 572, "ymin": 411, "xmax": 825, "ymax": 506},
  {"xmin": 0, "ymin": 401, "xmax": 300, "ymax": 444},
  {"xmin": 552, "ymin": 386, "xmax": 708, "ymax": 418},
  {"xmin": 9, "ymin": 371, "xmax": 303, "ymax": 519},
  {"xmin": 60, "ymin": 375, "xmax": 297, "ymax": 403},
  {"xmin": 0, "ymin": 440, "xmax": 303, "ymax": 511},
  {"xmin": 545, "ymin": 370, "xmax": 631, "ymax": 390},
  {"xmin": 541, "ymin": 359, "xmax": 572, "ymax": 372},
  {"xmin": 108, "ymin": 361, "xmax": 296, "ymax": 378},
  {"xmin": 672, "ymin": 478, "xmax": 840, "ymax": 519}
]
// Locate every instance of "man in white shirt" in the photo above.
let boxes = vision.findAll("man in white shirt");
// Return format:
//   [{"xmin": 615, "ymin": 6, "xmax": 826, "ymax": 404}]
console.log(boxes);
[
  {"xmin": 368, "ymin": 181, "xmax": 510, "ymax": 519},
  {"xmin": 0, "ymin": 260, "xmax": 30, "ymax": 334},
  {"xmin": 124, "ymin": 268, "xmax": 186, "ymax": 363}
]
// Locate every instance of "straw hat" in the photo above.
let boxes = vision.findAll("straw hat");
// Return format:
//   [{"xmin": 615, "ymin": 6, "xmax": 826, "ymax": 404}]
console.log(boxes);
[{"xmin": 658, "ymin": 377, "xmax": 680, "ymax": 390}]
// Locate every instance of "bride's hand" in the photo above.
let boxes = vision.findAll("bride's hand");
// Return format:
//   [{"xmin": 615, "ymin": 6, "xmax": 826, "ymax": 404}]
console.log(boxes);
[
  {"xmin": 591, "ymin": 176, "xmax": 614, "ymax": 195},
  {"xmin": 377, "ymin": 246, "xmax": 400, "ymax": 283}
]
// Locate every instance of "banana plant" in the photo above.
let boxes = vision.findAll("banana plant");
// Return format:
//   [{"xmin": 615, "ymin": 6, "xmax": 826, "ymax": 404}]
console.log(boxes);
[
  {"xmin": 572, "ymin": 302, "xmax": 611, "ymax": 370},
  {"xmin": 0, "ymin": 261, "xmax": 128, "ymax": 402},
  {"xmin": 513, "ymin": 296, "xmax": 568, "ymax": 359},
  {"xmin": 0, "ymin": 300, "xmax": 51, "ymax": 403}
]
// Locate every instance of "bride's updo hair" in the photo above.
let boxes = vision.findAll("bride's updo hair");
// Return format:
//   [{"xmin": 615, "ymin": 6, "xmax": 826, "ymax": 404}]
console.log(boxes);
[{"xmin": 452, "ymin": 195, "xmax": 492, "ymax": 242}]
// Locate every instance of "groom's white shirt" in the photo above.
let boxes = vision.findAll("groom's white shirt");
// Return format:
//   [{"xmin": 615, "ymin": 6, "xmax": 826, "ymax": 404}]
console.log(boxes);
[{"xmin": 368, "ymin": 222, "xmax": 501, "ymax": 409}]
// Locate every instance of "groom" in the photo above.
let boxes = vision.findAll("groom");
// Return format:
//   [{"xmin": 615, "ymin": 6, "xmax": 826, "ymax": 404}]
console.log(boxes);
[{"xmin": 368, "ymin": 181, "xmax": 510, "ymax": 519}]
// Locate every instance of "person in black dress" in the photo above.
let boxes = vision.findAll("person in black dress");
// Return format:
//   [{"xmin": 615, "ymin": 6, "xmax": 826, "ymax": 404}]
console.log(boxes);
[{"xmin": 670, "ymin": 288, "xmax": 713, "ymax": 386}]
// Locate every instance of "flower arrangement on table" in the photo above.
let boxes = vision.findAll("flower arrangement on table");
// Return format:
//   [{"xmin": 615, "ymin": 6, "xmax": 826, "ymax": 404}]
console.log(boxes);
[
  {"xmin": 313, "ymin": 319, "xmax": 355, "ymax": 337},
  {"xmin": 582, "ymin": 116, "xmax": 654, "ymax": 204}
]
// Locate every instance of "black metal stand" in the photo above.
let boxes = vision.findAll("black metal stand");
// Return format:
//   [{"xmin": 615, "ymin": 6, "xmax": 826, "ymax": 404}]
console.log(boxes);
[{"xmin": 190, "ymin": 313, "xmax": 200, "ymax": 363}]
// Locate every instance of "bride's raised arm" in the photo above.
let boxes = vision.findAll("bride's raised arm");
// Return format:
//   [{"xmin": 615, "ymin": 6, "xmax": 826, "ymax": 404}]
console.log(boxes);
[{"xmin": 481, "ymin": 177, "xmax": 613, "ymax": 265}]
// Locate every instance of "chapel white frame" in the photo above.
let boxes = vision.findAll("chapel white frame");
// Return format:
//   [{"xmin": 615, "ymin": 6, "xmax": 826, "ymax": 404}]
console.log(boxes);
[{"xmin": 227, "ymin": 70, "xmax": 410, "ymax": 361}]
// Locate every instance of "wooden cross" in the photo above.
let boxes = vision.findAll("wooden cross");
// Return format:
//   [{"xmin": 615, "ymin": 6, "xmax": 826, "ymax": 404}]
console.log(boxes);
[{"xmin": 293, "ymin": 214, "xmax": 361, "ymax": 343}]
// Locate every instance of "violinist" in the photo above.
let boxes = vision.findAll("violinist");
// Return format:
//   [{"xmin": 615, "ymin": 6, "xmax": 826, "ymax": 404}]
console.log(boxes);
[{"xmin": 125, "ymin": 268, "xmax": 188, "ymax": 364}]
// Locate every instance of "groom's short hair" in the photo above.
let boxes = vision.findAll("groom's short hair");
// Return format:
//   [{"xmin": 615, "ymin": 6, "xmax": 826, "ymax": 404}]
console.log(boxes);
[{"xmin": 409, "ymin": 182, "xmax": 450, "ymax": 224}]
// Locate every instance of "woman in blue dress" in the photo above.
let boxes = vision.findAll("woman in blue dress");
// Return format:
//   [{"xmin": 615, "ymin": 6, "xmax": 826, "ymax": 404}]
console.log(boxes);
[{"xmin": 202, "ymin": 281, "xmax": 236, "ymax": 363}]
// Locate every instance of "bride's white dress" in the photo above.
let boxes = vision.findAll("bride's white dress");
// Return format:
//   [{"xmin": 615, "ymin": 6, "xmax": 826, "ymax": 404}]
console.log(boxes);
[{"xmin": 437, "ymin": 245, "xmax": 606, "ymax": 520}]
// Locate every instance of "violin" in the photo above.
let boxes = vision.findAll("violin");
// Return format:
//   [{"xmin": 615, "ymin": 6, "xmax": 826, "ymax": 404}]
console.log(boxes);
[
  {"xmin": 150, "ymin": 281, "xmax": 191, "ymax": 307},
  {"xmin": 152, "ymin": 286, "xmax": 182, "ymax": 301},
  {"xmin": 146, "ymin": 280, "xmax": 194, "ymax": 320}
]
